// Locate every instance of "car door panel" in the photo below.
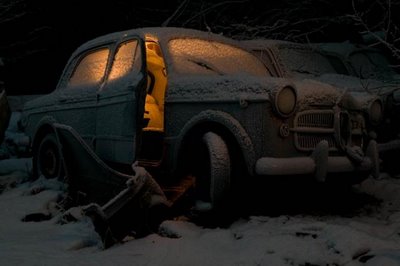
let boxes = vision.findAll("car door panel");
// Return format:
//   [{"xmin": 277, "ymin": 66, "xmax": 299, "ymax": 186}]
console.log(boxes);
[{"xmin": 96, "ymin": 37, "xmax": 146, "ymax": 164}]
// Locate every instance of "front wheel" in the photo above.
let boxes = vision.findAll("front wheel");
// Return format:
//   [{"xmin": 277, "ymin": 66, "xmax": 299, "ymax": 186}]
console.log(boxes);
[
  {"xmin": 33, "ymin": 133, "xmax": 64, "ymax": 180},
  {"xmin": 192, "ymin": 132, "xmax": 231, "ymax": 212}
]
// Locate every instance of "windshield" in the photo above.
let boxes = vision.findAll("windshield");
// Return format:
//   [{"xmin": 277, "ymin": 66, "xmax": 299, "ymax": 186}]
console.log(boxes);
[
  {"xmin": 278, "ymin": 46, "xmax": 349, "ymax": 76},
  {"xmin": 349, "ymin": 51, "xmax": 399, "ymax": 80},
  {"xmin": 168, "ymin": 38, "xmax": 269, "ymax": 77}
]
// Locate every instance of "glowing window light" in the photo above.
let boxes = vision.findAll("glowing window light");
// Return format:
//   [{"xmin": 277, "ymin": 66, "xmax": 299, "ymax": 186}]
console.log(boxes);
[
  {"xmin": 109, "ymin": 40, "xmax": 138, "ymax": 81},
  {"xmin": 168, "ymin": 38, "xmax": 268, "ymax": 76},
  {"xmin": 69, "ymin": 48, "xmax": 109, "ymax": 87}
]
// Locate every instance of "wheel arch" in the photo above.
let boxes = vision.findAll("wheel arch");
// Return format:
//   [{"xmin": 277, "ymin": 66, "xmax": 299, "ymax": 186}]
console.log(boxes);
[
  {"xmin": 31, "ymin": 116, "xmax": 60, "ymax": 152},
  {"xmin": 174, "ymin": 110, "xmax": 256, "ymax": 176}
]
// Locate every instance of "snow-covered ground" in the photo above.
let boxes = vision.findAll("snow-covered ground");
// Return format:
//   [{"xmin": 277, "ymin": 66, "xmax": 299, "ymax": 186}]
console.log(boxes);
[{"xmin": 1, "ymin": 113, "xmax": 400, "ymax": 266}]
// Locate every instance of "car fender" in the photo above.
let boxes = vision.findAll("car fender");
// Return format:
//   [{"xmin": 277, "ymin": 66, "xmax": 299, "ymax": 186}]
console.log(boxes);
[
  {"xmin": 173, "ymin": 110, "xmax": 256, "ymax": 175},
  {"xmin": 31, "ymin": 115, "xmax": 60, "ymax": 151}
]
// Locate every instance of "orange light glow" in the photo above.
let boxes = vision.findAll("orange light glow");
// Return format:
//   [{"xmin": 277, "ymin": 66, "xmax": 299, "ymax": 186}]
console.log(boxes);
[
  {"xmin": 69, "ymin": 48, "xmax": 110, "ymax": 87},
  {"xmin": 143, "ymin": 41, "xmax": 167, "ymax": 132}
]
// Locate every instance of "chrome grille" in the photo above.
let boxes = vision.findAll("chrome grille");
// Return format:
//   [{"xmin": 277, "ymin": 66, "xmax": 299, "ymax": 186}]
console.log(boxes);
[
  {"xmin": 297, "ymin": 112, "xmax": 334, "ymax": 128},
  {"xmin": 294, "ymin": 110, "xmax": 337, "ymax": 151}
]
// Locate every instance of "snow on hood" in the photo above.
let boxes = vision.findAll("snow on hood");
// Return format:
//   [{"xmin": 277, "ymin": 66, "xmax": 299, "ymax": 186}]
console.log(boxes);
[
  {"xmin": 291, "ymin": 79, "xmax": 343, "ymax": 110},
  {"xmin": 316, "ymin": 74, "xmax": 400, "ymax": 96},
  {"xmin": 296, "ymin": 78, "xmax": 383, "ymax": 112},
  {"xmin": 166, "ymin": 74, "xmax": 374, "ymax": 113}
]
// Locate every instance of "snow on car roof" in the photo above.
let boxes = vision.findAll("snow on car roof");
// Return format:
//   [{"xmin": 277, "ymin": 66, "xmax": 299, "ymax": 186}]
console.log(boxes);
[
  {"xmin": 74, "ymin": 27, "xmax": 244, "ymax": 56},
  {"xmin": 242, "ymin": 38, "xmax": 295, "ymax": 49}
]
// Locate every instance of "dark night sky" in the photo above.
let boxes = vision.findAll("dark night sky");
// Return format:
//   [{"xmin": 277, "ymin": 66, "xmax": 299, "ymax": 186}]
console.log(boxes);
[{"xmin": 0, "ymin": 0, "xmax": 398, "ymax": 95}]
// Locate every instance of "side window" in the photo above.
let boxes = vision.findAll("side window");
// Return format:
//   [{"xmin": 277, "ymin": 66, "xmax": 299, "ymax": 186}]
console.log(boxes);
[
  {"xmin": 108, "ymin": 40, "xmax": 139, "ymax": 81},
  {"xmin": 279, "ymin": 47, "xmax": 338, "ymax": 76},
  {"xmin": 68, "ymin": 48, "xmax": 110, "ymax": 87},
  {"xmin": 252, "ymin": 49, "xmax": 278, "ymax": 76}
]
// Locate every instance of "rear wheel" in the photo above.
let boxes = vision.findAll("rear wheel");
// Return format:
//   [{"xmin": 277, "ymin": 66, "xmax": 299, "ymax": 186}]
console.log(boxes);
[
  {"xmin": 33, "ymin": 133, "xmax": 64, "ymax": 180},
  {"xmin": 191, "ymin": 132, "xmax": 231, "ymax": 213}
]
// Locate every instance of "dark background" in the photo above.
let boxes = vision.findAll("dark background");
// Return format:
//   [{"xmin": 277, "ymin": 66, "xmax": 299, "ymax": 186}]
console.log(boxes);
[{"xmin": 0, "ymin": 0, "xmax": 399, "ymax": 95}]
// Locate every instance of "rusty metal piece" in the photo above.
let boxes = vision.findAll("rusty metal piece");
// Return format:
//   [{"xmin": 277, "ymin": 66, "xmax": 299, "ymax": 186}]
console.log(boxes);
[{"xmin": 53, "ymin": 124, "xmax": 170, "ymax": 247}]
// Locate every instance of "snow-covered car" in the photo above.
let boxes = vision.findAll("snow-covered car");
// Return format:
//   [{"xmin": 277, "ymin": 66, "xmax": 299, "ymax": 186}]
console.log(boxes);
[
  {"xmin": 312, "ymin": 42, "xmax": 400, "ymax": 141},
  {"xmin": 243, "ymin": 39, "xmax": 400, "ymax": 174},
  {"xmin": 312, "ymin": 42, "xmax": 400, "ymax": 173},
  {"xmin": 20, "ymin": 27, "xmax": 379, "ymax": 213}
]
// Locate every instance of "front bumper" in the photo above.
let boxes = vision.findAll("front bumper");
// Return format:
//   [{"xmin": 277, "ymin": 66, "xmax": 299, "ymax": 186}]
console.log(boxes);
[{"xmin": 255, "ymin": 140, "xmax": 379, "ymax": 181}]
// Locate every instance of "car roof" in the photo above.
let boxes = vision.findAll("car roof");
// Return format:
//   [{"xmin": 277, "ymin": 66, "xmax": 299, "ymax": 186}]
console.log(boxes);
[
  {"xmin": 74, "ymin": 27, "xmax": 243, "ymax": 55},
  {"xmin": 241, "ymin": 39, "xmax": 306, "ymax": 50}
]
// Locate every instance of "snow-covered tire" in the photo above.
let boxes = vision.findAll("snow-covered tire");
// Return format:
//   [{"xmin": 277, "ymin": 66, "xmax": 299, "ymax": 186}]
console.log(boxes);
[
  {"xmin": 33, "ymin": 133, "xmax": 64, "ymax": 180},
  {"xmin": 193, "ymin": 132, "xmax": 231, "ymax": 211}
]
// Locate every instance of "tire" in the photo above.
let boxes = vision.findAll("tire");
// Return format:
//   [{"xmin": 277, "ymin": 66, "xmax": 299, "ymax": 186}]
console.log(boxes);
[
  {"xmin": 192, "ymin": 132, "xmax": 231, "ymax": 212},
  {"xmin": 33, "ymin": 133, "xmax": 64, "ymax": 180}
]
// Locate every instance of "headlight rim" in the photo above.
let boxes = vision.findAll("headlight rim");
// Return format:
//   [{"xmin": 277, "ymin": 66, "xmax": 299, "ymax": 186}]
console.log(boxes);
[{"xmin": 274, "ymin": 86, "xmax": 297, "ymax": 118}]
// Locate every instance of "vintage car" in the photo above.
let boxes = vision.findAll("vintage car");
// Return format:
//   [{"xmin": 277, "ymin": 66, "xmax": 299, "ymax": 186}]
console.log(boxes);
[
  {"xmin": 243, "ymin": 39, "xmax": 386, "ymax": 128},
  {"xmin": 20, "ymin": 27, "xmax": 380, "ymax": 213},
  {"xmin": 313, "ymin": 42, "xmax": 400, "ymax": 173},
  {"xmin": 243, "ymin": 39, "xmax": 400, "ymax": 174},
  {"xmin": 312, "ymin": 43, "xmax": 400, "ymax": 139}
]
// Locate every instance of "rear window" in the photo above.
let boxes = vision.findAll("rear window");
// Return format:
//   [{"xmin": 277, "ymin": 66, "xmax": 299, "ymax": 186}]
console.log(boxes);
[
  {"xmin": 68, "ymin": 48, "xmax": 110, "ymax": 87},
  {"xmin": 168, "ymin": 38, "xmax": 269, "ymax": 77}
]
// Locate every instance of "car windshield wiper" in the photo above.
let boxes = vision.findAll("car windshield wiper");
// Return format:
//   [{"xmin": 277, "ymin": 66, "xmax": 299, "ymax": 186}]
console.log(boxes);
[
  {"xmin": 187, "ymin": 58, "xmax": 223, "ymax": 75},
  {"xmin": 293, "ymin": 69, "xmax": 318, "ymax": 75}
]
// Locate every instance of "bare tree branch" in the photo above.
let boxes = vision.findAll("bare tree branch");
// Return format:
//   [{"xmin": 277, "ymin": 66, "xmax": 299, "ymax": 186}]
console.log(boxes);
[
  {"xmin": 350, "ymin": 0, "xmax": 400, "ymax": 60},
  {"xmin": 162, "ymin": 0, "xmax": 190, "ymax": 27}
]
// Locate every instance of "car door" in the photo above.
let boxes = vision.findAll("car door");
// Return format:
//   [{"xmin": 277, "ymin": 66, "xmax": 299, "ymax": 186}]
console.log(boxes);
[
  {"xmin": 95, "ymin": 36, "xmax": 147, "ymax": 165},
  {"xmin": 55, "ymin": 46, "xmax": 111, "ymax": 147}
]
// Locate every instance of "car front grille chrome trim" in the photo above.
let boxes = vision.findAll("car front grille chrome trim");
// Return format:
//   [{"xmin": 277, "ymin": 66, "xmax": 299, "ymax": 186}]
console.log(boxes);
[{"xmin": 292, "ymin": 108, "xmax": 354, "ymax": 152}]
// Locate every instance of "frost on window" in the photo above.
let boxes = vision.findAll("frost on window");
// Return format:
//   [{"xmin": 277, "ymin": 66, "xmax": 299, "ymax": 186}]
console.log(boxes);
[
  {"xmin": 109, "ymin": 40, "xmax": 138, "ymax": 81},
  {"xmin": 349, "ymin": 51, "xmax": 398, "ymax": 80},
  {"xmin": 279, "ymin": 47, "xmax": 340, "ymax": 77},
  {"xmin": 168, "ymin": 38, "xmax": 268, "ymax": 77},
  {"xmin": 252, "ymin": 49, "xmax": 278, "ymax": 76},
  {"xmin": 68, "ymin": 48, "xmax": 109, "ymax": 87}
]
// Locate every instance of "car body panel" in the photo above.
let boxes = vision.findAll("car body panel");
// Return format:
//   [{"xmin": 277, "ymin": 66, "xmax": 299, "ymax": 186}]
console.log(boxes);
[{"xmin": 21, "ymin": 27, "xmax": 378, "ymax": 182}]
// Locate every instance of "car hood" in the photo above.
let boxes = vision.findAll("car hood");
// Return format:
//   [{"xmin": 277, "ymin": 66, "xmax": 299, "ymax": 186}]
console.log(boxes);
[
  {"xmin": 166, "ymin": 75, "xmax": 375, "ymax": 112},
  {"xmin": 314, "ymin": 73, "xmax": 400, "ymax": 96},
  {"xmin": 294, "ymin": 78, "xmax": 378, "ymax": 111}
]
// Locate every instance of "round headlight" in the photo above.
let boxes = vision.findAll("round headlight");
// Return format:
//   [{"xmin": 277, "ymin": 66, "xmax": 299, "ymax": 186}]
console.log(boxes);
[
  {"xmin": 275, "ymin": 86, "xmax": 297, "ymax": 117},
  {"xmin": 369, "ymin": 99, "xmax": 383, "ymax": 125}
]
